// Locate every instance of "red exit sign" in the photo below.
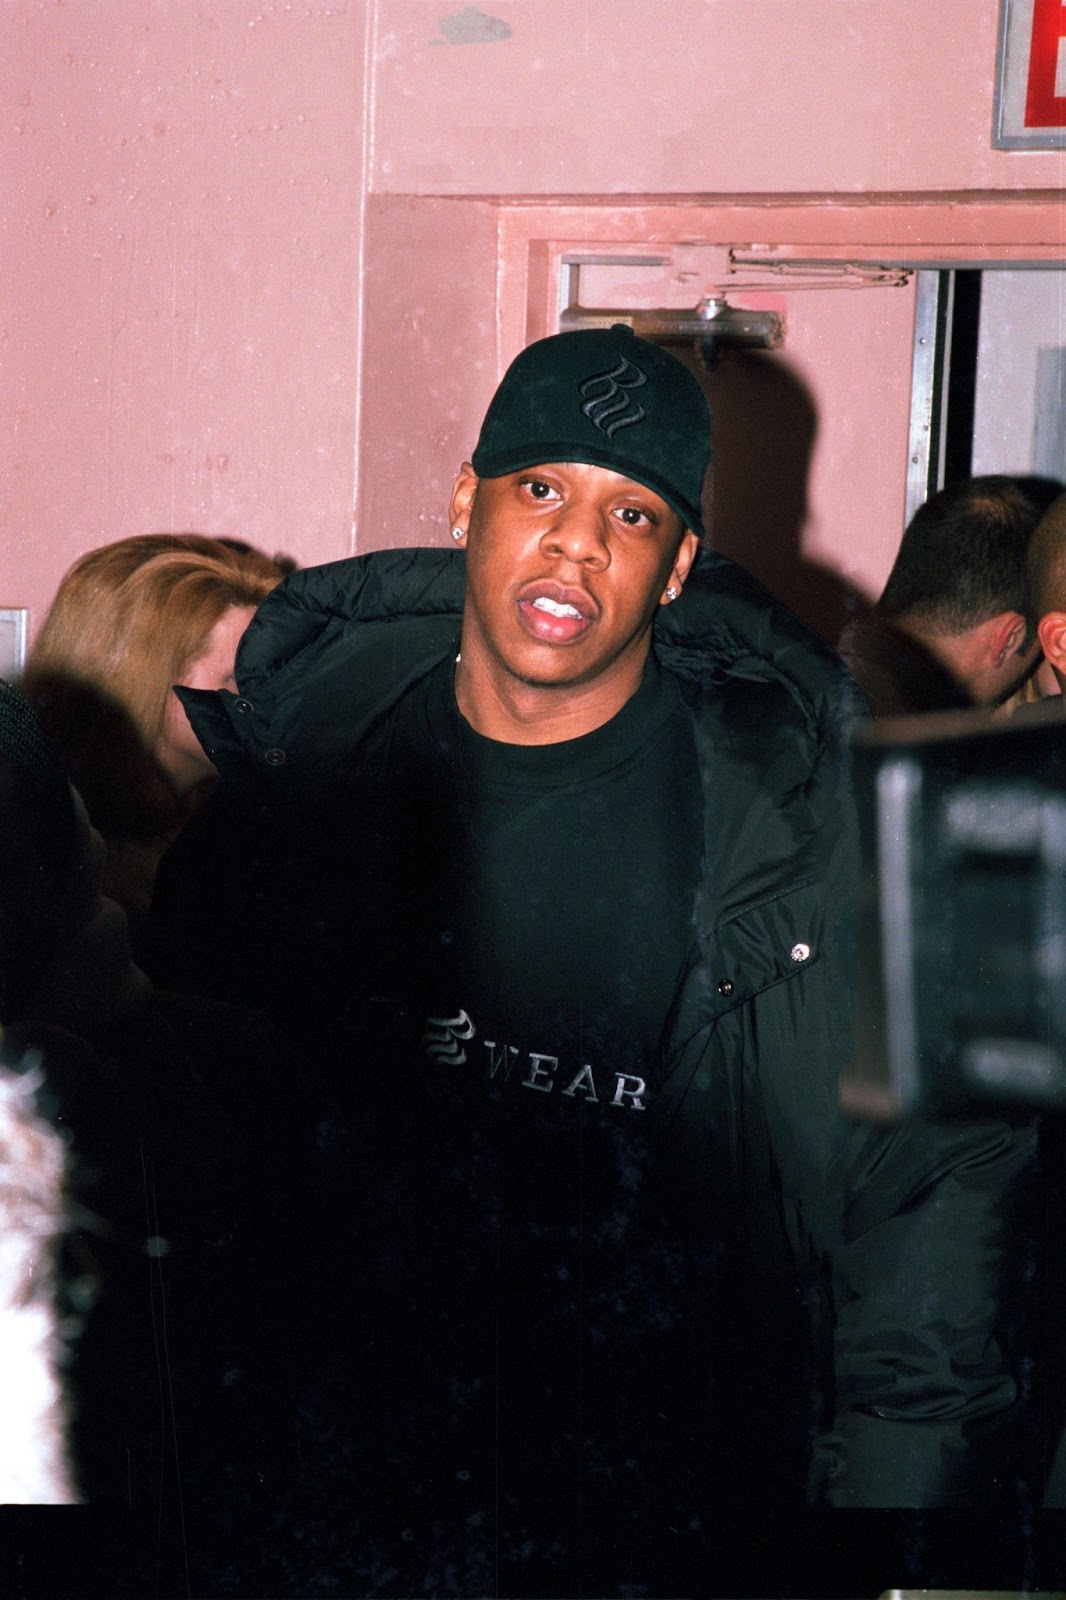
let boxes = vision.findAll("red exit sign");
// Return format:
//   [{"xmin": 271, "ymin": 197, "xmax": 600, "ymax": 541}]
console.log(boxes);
[{"xmin": 995, "ymin": 0, "xmax": 1066, "ymax": 146}]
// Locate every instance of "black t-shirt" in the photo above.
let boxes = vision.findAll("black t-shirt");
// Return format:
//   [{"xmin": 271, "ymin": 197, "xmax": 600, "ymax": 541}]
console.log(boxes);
[{"xmin": 407, "ymin": 647, "xmax": 703, "ymax": 1120}]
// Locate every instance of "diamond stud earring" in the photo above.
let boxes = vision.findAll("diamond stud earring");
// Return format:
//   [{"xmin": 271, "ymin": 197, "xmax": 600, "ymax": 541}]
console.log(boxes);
[{"xmin": 451, "ymin": 526, "xmax": 464, "ymax": 543}]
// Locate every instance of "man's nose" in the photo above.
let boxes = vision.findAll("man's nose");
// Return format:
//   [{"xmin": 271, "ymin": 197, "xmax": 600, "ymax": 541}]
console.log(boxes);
[{"xmin": 540, "ymin": 501, "xmax": 610, "ymax": 567}]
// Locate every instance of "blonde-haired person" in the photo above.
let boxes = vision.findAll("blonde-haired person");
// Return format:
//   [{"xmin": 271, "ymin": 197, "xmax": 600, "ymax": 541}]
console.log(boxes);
[{"xmin": 22, "ymin": 535, "xmax": 285, "ymax": 930}]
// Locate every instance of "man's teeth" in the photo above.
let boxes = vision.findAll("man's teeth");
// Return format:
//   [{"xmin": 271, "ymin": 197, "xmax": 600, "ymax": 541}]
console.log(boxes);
[{"xmin": 531, "ymin": 596, "xmax": 583, "ymax": 618}]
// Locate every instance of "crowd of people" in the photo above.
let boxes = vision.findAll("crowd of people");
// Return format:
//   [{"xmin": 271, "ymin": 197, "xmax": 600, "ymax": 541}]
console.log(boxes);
[{"xmin": 3, "ymin": 325, "xmax": 1066, "ymax": 1595}]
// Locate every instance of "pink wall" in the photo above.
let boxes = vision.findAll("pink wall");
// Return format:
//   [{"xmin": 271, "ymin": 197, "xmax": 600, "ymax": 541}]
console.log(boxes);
[
  {"xmin": 371, "ymin": 0, "xmax": 1066, "ymax": 197},
  {"xmin": 2, "ymin": 1, "xmax": 1064, "ymax": 640},
  {"xmin": 358, "ymin": 196, "xmax": 502, "ymax": 548},
  {"xmin": 2, "ymin": 2, "xmax": 368, "ymax": 636}
]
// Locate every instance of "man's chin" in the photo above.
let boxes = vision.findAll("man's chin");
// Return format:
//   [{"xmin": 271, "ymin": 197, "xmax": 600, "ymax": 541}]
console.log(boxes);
[{"xmin": 504, "ymin": 653, "xmax": 629, "ymax": 694}]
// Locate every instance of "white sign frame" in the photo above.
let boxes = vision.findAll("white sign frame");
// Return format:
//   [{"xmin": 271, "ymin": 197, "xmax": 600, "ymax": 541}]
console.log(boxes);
[
  {"xmin": 994, "ymin": 0, "xmax": 1066, "ymax": 149},
  {"xmin": 0, "ymin": 609, "xmax": 28, "ymax": 681}
]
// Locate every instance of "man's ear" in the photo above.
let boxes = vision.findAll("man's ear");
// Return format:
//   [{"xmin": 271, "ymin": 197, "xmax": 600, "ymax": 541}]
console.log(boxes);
[
  {"xmin": 448, "ymin": 463, "xmax": 479, "ymax": 541},
  {"xmin": 674, "ymin": 529, "xmax": 699, "ymax": 587},
  {"xmin": 1038, "ymin": 612, "xmax": 1066, "ymax": 673},
  {"xmin": 989, "ymin": 609, "xmax": 1028, "ymax": 666},
  {"xmin": 658, "ymin": 528, "xmax": 700, "ymax": 606}
]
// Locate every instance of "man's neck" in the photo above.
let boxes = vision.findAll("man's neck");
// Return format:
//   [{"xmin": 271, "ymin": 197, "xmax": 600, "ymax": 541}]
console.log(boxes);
[
  {"xmin": 454, "ymin": 649, "xmax": 649, "ymax": 746},
  {"xmin": 883, "ymin": 614, "xmax": 977, "ymax": 700}
]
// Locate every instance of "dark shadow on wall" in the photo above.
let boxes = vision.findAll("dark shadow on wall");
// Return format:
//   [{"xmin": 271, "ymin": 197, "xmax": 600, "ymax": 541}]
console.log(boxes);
[{"xmin": 692, "ymin": 347, "xmax": 873, "ymax": 645}]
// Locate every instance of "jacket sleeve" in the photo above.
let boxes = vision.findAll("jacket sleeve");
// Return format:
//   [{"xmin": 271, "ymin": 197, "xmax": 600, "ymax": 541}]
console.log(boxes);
[
  {"xmin": 661, "ymin": 612, "xmax": 1042, "ymax": 1507},
  {"xmin": 818, "ymin": 1080, "xmax": 1040, "ymax": 1507}
]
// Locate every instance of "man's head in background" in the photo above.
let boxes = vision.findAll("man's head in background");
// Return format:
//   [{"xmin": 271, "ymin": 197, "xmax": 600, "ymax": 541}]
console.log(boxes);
[
  {"xmin": 1026, "ymin": 491, "xmax": 1066, "ymax": 693},
  {"xmin": 874, "ymin": 475, "xmax": 1054, "ymax": 706}
]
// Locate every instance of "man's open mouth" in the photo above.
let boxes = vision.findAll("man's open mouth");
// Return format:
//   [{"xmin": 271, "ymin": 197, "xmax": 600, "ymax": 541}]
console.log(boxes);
[
  {"xmin": 516, "ymin": 584, "xmax": 595, "ymax": 644},
  {"xmin": 531, "ymin": 596, "xmax": 583, "ymax": 620}
]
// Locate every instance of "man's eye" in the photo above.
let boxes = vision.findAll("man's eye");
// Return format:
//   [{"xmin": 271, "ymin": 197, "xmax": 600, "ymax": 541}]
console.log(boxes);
[
  {"xmin": 526, "ymin": 479, "xmax": 554, "ymax": 499},
  {"xmin": 618, "ymin": 506, "xmax": 650, "ymax": 526}
]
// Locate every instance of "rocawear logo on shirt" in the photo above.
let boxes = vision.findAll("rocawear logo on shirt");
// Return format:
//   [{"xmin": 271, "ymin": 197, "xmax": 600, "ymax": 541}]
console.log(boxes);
[
  {"xmin": 422, "ymin": 1010, "xmax": 476, "ymax": 1066},
  {"xmin": 423, "ymin": 1011, "xmax": 648, "ymax": 1111}
]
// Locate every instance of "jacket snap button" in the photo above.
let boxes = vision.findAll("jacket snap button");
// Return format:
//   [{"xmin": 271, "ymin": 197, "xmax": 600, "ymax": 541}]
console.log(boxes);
[
  {"xmin": 717, "ymin": 979, "xmax": 734, "ymax": 997},
  {"xmin": 790, "ymin": 942, "xmax": 811, "ymax": 963},
  {"xmin": 264, "ymin": 748, "xmax": 286, "ymax": 766},
  {"xmin": 234, "ymin": 698, "xmax": 252, "ymax": 714}
]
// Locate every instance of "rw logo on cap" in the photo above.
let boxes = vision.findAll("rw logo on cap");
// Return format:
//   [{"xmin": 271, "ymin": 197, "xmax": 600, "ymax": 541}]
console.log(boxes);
[{"xmin": 579, "ymin": 358, "xmax": 648, "ymax": 439}]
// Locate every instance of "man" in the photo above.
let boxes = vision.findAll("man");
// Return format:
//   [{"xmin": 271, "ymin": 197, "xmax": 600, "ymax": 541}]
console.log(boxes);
[
  {"xmin": 1027, "ymin": 489, "xmax": 1066, "ymax": 696},
  {"xmin": 838, "ymin": 475, "xmax": 1052, "ymax": 716},
  {"xmin": 145, "ymin": 327, "xmax": 1038, "ymax": 1592}
]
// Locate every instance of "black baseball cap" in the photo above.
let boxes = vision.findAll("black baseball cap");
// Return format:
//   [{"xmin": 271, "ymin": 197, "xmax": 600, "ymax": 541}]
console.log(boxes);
[{"xmin": 470, "ymin": 325, "xmax": 711, "ymax": 536}]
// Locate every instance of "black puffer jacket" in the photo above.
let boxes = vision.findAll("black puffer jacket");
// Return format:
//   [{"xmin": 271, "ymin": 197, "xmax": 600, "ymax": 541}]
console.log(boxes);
[{"xmin": 149, "ymin": 546, "xmax": 1038, "ymax": 1513}]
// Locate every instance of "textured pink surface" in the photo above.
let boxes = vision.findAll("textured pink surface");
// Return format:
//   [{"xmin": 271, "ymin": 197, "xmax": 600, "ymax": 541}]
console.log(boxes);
[
  {"xmin": 2, "ymin": 3, "xmax": 367, "ymax": 636},
  {"xmin": 370, "ymin": 0, "xmax": 1065, "ymax": 197}
]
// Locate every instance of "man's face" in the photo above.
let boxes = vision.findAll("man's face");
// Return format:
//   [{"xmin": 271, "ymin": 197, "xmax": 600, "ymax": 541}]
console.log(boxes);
[{"xmin": 451, "ymin": 461, "xmax": 698, "ymax": 713}]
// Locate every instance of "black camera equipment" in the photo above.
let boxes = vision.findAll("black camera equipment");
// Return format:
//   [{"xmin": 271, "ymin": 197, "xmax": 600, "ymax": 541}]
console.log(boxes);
[{"xmin": 843, "ymin": 700, "xmax": 1066, "ymax": 1120}]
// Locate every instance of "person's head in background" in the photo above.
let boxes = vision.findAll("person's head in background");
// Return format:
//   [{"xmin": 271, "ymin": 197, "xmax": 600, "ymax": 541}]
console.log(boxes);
[
  {"xmin": 872, "ymin": 475, "xmax": 1058, "ymax": 707},
  {"xmin": 22, "ymin": 535, "xmax": 284, "ymax": 832},
  {"xmin": 1025, "ymin": 491, "xmax": 1066, "ymax": 695}
]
